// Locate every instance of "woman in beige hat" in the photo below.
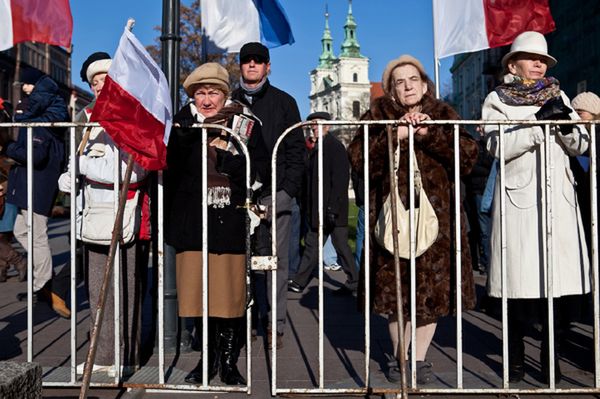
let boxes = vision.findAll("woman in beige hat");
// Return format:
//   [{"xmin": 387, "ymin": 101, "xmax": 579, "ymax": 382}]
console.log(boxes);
[
  {"xmin": 482, "ymin": 31, "xmax": 590, "ymax": 384},
  {"xmin": 348, "ymin": 54, "xmax": 478, "ymax": 384},
  {"xmin": 166, "ymin": 62, "xmax": 267, "ymax": 385}
]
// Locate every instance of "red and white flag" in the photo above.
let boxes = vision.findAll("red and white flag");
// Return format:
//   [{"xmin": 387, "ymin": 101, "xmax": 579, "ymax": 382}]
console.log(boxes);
[
  {"xmin": 90, "ymin": 28, "xmax": 172, "ymax": 171},
  {"xmin": 0, "ymin": 0, "xmax": 72, "ymax": 51},
  {"xmin": 433, "ymin": 0, "xmax": 555, "ymax": 59}
]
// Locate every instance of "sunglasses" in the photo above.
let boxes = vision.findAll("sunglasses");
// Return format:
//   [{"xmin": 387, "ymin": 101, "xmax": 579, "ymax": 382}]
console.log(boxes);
[{"xmin": 241, "ymin": 55, "xmax": 268, "ymax": 65}]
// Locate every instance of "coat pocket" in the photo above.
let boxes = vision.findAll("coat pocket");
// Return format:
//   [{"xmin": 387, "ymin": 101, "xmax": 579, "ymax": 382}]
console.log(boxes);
[{"xmin": 505, "ymin": 169, "xmax": 536, "ymax": 209}]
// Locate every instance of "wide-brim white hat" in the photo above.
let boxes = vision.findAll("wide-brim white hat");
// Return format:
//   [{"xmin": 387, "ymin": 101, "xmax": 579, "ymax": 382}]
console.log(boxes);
[{"xmin": 501, "ymin": 31, "xmax": 557, "ymax": 69}]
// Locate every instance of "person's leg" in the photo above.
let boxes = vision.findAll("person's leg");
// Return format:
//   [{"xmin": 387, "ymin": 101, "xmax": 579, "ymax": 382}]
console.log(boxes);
[
  {"xmin": 331, "ymin": 226, "xmax": 358, "ymax": 290},
  {"xmin": 354, "ymin": 206, "xmax": 365, "ymax": 269},
  {"xmin": 0, "ymin": 233, "xmax": 12, "ymax": 281},
  {"xmin": 269, "ymin": 191, "xmax": 293, "ymax": 335},
  {"xmin": 289, "ymin": 229, "xmax": 320, "ymax": 288},
  {"xmin": 323, "ymin": 236, "xmax": 339, "ymax": 269},
  {"xmin": 13, "ymin": 210, "xmax": 53, "ymax": 292},
  {"xmin": 288, "ymin": 199, "xmax": 301, "ymax": 279},
  {"xmin": 475, "ymin": 194, "xmax": 491, "ymax": 272},
  {"xmin": 86, "ymin": 244, "xmax": 114, "ymax": 367},
  {"xmin": 218, "ymin": 316, "xmax": 247, "ymax": 385}
]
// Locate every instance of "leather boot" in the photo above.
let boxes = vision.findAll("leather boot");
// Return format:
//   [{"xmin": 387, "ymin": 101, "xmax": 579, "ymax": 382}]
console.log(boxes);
[
  {"xmin": 218, "ymin": 317, "xmax": 246, "ymax": 385},
  {"xmin": 0, "ymin": 265, "xmax": 6, "ymax": 282},
  {"xmin": 39, "ymin": 287, "xmax": 71, "ymax": 318},
  {"xmin": 185, "ymin": 318, "xmax": 219, "ymax": 384},
  {"xmin": 508, "ymin": 319, "xmax": 525, "ymax": 383}
]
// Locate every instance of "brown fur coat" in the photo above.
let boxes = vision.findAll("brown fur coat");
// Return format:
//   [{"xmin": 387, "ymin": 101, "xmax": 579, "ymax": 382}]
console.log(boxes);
[{"xmin": 348, "ymin": 95, "xmax": 478, "ymax": 323}]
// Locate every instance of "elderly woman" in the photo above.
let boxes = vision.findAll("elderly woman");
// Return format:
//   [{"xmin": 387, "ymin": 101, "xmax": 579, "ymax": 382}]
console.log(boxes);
[
  {"xmin": 482, "ymin": 31, "xmax": 590, "ymax": 384},
  {"xmin": 59, "ymin": 52, "xmax": 151, "ymax": 377},
  {"xmin": 348, "ymin": 55, "xmax": 478, "ymax": 384},
  {"xmin": 166, "ymin": 62, "xmax": 265, "ymax": 386}
]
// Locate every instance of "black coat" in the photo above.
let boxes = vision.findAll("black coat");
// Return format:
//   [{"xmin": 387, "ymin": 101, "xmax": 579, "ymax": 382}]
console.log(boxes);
[
  {"xmin": 304, "ymin": 134, "xmax": 349, "ymax": 229},
  {"xmin": 232, "ymin": 79, "xmax": 306, "ymax": 198},
  {"xmin": 165, "ymin": 104, "xmax": 248, "ymax": 253},
  {"xmin": 464, "ymin": 137, "xmax": 493, "ymax": 195},
  {"xmin": 6, "ymin": 76, "xmax": 67, "ymax": 216}
]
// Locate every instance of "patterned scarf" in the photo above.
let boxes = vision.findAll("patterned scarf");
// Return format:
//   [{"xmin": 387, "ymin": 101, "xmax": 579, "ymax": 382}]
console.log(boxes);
[{"xmin": 495, "ymin": 74, "xmax": 561, "ymax": 106}]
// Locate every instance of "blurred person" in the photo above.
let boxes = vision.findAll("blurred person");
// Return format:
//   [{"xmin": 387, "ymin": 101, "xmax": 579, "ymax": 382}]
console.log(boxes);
[
  {"xmin": 231, "ymin": 42, "xmax": 305, "ymax": 348},
  {"xmin": 482, "ymin": 31, "xmax": 590, "ymax": 383},
  {"xmin": 166, "ymin": 62, "xmax": 267, "ymax": 385},
  {"xmin": 8, "ymin": 67, "xmax": 69, "ymax": 318},
  {"xmin": 288, "ymin": 111, "xmax": 357, "ymax": 295},
  {"xmin": 348, "ymin": 55, "xmax": 478, "ymax": 384},
  {"xmin": 58, "ymin": 52, "xmax": 151, "ymax": 376}
]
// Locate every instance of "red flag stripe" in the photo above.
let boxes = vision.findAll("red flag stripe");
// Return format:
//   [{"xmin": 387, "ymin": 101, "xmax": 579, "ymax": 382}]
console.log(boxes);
[
  {"xmin": 483, "ymin": 0, "xmax": 555, "ymax": 49},
  {"xmin": 90, "ymin": 75, "xmax": 167, "ymax": 171},
  {"xmin": 11, "ymin": 0, "xmax": 73, "ymax": 48}
]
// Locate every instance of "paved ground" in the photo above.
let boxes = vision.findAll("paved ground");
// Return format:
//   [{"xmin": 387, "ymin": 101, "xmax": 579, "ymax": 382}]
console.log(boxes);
[{"xmin": 0, "ymin": 218, "xmax": 598, "ymax": 398}]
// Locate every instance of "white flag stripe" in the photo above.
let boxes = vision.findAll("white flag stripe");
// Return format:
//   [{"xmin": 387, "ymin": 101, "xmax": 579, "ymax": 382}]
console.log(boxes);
[
  {"xmin": 433, "ymin": 0, "xmax": 488, "ymax": 59},
  {"xmin": 0, "ymin": 0, "xmax": 13, "ymax": 51},
  {"xmin": 108, "ymin": 28, "xmax": 173, "ymax": 144},
  {"xmin": 201, "ymin": 0, "xmax": 261, "ymax": 53}
]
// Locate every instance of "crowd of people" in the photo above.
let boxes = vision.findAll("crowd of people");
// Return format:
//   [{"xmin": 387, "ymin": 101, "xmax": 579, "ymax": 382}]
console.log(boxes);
[{"xmin": 1, "ymin": 31, "xmax": 599, "ymax": 387}]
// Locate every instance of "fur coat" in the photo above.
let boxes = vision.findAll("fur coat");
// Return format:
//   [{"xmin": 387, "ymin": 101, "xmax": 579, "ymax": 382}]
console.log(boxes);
[{"xmin": 348, "ymin": 95, "xmax": 478, "ymax": 323}]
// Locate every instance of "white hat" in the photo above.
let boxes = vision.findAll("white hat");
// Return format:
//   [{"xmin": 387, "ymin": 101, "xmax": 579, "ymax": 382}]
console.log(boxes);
[
  {"xmin": 86, "ymin": 59, "xmax": 112, "ymax": 83},
  {"xmin": 501, "ymin": 31, "xmax": 557, "ymax": 69}
]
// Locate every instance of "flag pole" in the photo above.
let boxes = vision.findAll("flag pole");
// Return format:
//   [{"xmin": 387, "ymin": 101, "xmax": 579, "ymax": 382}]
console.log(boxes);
[
  {"xmin": 79, "ymin": 19, "xmax": 136, "ymax": 399},
  {"xmin": 432, "ymin": 0, "xmax": 440, "ymax": 99}
]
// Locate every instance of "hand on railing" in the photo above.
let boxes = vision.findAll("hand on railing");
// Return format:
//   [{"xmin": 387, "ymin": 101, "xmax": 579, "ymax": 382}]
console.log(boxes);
[
  {"xmin": 397, "ymin": 112, "xmax": 431, "ymax": 140},
  {"xmin": 535, "ymin": 97, "xmax": 574, "ymax": 134}
]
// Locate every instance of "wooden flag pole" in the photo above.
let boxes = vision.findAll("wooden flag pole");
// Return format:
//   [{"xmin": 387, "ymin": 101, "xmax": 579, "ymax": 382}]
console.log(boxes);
[{"xmin": 79, "ymin": 155, "xmax": 135, "ymax": 399}]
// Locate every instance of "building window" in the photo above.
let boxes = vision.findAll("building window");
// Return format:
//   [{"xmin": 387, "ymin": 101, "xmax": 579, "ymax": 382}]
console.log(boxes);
[
  {"xmin": 352, "ymin": 101, "xmax": 360, "ymax": 118},
  {"xmin": 350, "ymin": 30, "xmax": 354, "ymax": 39},
  {"xmin": 353, "ymin": 73, "xmax": 357, "ymax": 82}
]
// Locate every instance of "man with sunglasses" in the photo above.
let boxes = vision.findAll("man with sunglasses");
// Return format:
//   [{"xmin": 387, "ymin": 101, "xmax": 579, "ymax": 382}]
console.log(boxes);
[{"xmin": 232, "ymin": 42, "xmax": 305, "ymax": 348}]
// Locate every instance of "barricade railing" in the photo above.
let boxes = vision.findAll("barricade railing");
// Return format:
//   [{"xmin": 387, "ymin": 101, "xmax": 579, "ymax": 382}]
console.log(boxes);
[
  {"xmin": 271, "ymin": 118, "xmax": 600, "ymax": 397},
  {"xmin": 2, "ymin": 118, "xmax": 600, "ymax": 397}
]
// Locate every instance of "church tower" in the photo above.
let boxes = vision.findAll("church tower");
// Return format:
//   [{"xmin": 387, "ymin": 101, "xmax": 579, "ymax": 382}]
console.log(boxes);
[{"xmin": 308, "ymin": 1, "xmax": 371, "ymax": 143}]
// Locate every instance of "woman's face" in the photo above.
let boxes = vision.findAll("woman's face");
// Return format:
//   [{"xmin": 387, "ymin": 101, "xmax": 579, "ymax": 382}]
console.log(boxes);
[
  {"xmin": 507, "ymin": 52, "xmax": 549, "ymax": 80},
  {"xmin": 193, "ymin": 84, "xmax": 226, "ymax": 118},
  {"xmin": 576, "ymin": 110, "xmax": 595, "ymax": 121},
  {"xmin": 391, "ymin": 64, "xmax": 427, "ymax": 109},
  {"xmin": 91, "ymin": 73, "xmax": 107, "ymax": 98}
]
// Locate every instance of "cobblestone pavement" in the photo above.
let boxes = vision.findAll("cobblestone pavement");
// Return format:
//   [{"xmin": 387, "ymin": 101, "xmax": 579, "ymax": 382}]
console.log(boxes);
[{"xmin": 0, "ymin": 218, "xmax": 597, "ymax": 398}]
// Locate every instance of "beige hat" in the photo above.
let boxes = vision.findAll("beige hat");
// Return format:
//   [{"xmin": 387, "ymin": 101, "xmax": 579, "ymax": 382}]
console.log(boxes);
[
  {"xmin": 572, "ymin": 92, "xmax": 600, "ymax": 116},
  {"xmin": 86, "ymin": 59, "xmax": 112, "ymax": 83},
  {"xmin": 501, "ymin": 31, "xmax": 557, "ymax": 69},
  {"xmin": 183, "ymin": 63, "xmax": 230, "ymax": 97},
  {"xmin": 382, "ymin": 55, "xmax": 427, "ymax": 95}
]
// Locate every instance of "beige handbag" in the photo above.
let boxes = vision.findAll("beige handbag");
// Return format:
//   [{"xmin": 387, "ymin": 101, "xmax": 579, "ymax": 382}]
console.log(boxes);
[{"xmin": 374, "ymin": 144, "xmax": 439, "ymax": 258}]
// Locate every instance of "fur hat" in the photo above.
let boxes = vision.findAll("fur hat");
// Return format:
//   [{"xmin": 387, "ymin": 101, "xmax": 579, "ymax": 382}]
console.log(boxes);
[
  {"xmin": 81, "ymin": 52, "xmax": 112, "ymax": 84},
  {"xmin": 306, "ymin": 111, "xmax": 332, "ymax": 121},
  {"xmin": 382, "ymin": 55, "xmax": 427, "ymax": 95},
  {"xmin": 501, "ymin": 31, "xmax": 557, "ymax": 69},
  {"xmin": 571, "ymin": 92, "xmax": 600, "ymax": 116},
  {"xmin": 183, "ymin": 63, "xmax": 230, "ymax": 97},
  {"xmin": 240, "ymin": 42, "xmax": 270, "ymax": 63}
]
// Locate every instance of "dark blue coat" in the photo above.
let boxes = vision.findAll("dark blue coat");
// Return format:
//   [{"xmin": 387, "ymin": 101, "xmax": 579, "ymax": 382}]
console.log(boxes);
[{"xmin": 6, "ymin": 76, "xmax": 67, "ymax": 216}]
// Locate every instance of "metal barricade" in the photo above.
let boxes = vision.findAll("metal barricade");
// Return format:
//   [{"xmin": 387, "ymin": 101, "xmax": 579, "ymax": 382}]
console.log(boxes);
[{"xmin": 1, "ymin": 118, "xmax": 600, "ymax": 397}]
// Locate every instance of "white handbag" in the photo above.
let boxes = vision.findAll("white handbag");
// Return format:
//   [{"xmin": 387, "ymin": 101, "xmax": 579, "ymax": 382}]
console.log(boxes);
[
  {"xmin": 374, "ymin": 145, "xmax": 439, "ymax": 258},
  {"xmin": 80, "ymin": 185, "xmax": 140, "ymax": 245}
]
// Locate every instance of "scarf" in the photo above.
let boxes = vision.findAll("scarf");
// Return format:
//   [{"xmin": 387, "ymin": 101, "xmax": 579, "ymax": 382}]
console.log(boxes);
[
  {"xmin": 240, "ymin": 77, "xmax": 267, "ymax": 105},
  {"xmin": 495, "ymin": 74, "xmax": 560, "ymax": 106}
]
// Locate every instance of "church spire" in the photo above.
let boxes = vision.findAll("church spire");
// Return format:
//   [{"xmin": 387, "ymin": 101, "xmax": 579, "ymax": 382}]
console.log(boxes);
[
  {"xmin": 318, "ymin": 4, "xmax": 336, "ymax": 68},
  {"xmin": 340, "ymin": 0, "xmax": 363, "ymax": 58}
]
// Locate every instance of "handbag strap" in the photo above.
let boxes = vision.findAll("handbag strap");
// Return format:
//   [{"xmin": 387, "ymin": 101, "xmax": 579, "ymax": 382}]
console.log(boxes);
[{"xmin": 392, "ymin": 143, "xmax": 424, "ymax": 194}]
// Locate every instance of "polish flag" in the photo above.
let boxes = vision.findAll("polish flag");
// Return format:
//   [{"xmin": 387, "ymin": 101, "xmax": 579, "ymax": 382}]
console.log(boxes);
[
  {"xmin": 90, "ymin": 28, "xmax": 172, "ymax": 171},
  {"xmin": 433, "ymin": 0, "xmax": 555, "ymax": 59},
  {"xmin": 0, "ymin": 0, "xmax": 73, "ymax": 51}
]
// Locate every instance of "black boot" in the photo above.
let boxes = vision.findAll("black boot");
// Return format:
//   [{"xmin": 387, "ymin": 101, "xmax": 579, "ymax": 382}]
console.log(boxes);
[
  {"xmin": 185, "ymin": 317, "xmax": 219, "ymax": 384},
  {"xmin": 508, "ymin": 319, "xmax": 525, "ymax": 383},
  {"xmin": 218, "ymin": 317, "xmax": 247, "ymax": 385},
  {"xmin": 541, "ymin": 326, "xmax": 562, "ymax": 384}
]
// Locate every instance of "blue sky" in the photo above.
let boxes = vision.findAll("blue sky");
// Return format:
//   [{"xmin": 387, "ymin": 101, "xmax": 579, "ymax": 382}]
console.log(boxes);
[{"xmin": 70, "ymin": 0, "xmax": 454, "ymax": 118}]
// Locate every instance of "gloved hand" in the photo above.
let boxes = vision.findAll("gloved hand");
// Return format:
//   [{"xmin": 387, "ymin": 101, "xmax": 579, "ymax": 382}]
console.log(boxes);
[
  {"xmin": 326, "ymin": 211, "xmax": 337, "ymax": 230},
  {"xmin": 535, "ymin": 97, "xmax": 573, "ymax": 121}
]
